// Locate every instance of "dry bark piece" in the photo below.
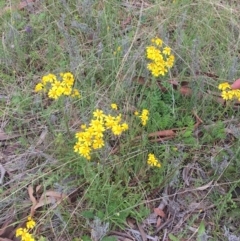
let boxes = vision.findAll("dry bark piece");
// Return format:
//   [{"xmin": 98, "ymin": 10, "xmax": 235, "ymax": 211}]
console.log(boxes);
[
  {"xmin": 19, "ymin": 0, "xmax": 35, "ymax": 10},
  {"xmin": 180, "ymin": 86, "xmax": 192, "ymax": 96},
  {"xmin": 28, "ymin": 185, "xmax": 37, "ymax": 216},
  {"xmin": 0, "ymin": 164, "xmax": 6, "ymax": 185},
  {"xmin": 194, "ymin": 180, "xmax": 213, "ymax": 191},
  {"xmin": 154, "ymin": 208, "xmax": 166, "ymax": 218},
  {"xmin": 182, "ymin": 164, "xmax": 194, "ymax": 186},
  {"xmin": 137, "ymin": 222, "xmax": 147, "ymax": 241},
  {"xmin": 156, "ymin": 217, "xmax": 162, "ymax": 228}
]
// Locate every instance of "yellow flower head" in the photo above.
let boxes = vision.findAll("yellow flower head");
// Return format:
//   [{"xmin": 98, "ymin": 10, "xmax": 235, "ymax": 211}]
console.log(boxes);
[
  {"xmin": 74, "ymin": 107, "xmax": 128, "ymax": 160},
  {"xmin": 140, "ymin": 109, "xmax": 149, "ymax": 126},
  {"xmin": 151, "ymin": 37, "xmax": 163, "ymax": 47},
  {"xmin": 41, "ymin": 73, "xmax": 56, "ymax": 85},
  {"xmin": 81, "ymin": 124, "xmax": 87, "ymax": 130},
  {"xmin": 16, "ymin": 228, "xmax": 24, "ymax": 237},
  {"xmin": 92, "ymin": 137, "xmax": 104, "ymax": 149},
  {"xmin": 71, "ymin": 89, "xmax": 81, "ymax": 98},
  {"xmin": 93, "ymin": 109, "xmax": 104, "ymax": 120},
  {"xmin": 218, "ymin": 82, "xmax": 231, "ymax": 91},
  {"xmin": 147, "ymin": 153, "xmax": 161, "ymax": 168},
  {"xmin": 35, "ymin": 72, "xmax": 79, "ymax": 100},
  {"xmin": 163, "ymin": 47, "xmax": 171, "ymax": 55},
  {"xmin": 26, "ymin": 216, "xmax": 36, "ymax": 229},
  {"xmin": 111, "ymin": 124, "xmax": 123, "ymax": 135},
  {"xmin": 48, "ymin": 87, "xmax": 60, "ymax": 99},
  {"xmin": 34, "ymin": 83, "xmax": 43, "ymax": 92},
  {"xmin": 121, "ymin": 123, "xmax": 128, "ymax": 131},
  {"xmin": 146, "ymin": 38, "xmax": 174, "ymax": 77},
  {"xmin": 16, "ymin": 217, "xmax": 36, "ymax": 241},
  {"xmin": 111, "ymin": 103, "xmax": 118, "ymax": 110},
  {"xmin": 134, "ymin": 111, "xmax": 139, "ymax": 116},
  {"xmin": 217, "ymin": 81, "xmax": 240, "ymax": 101}
]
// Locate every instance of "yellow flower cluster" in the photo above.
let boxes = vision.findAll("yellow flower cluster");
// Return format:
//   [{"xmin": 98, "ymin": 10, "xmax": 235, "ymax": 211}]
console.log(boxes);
[
  {"xmin": 16, "ymin": 216, "xmax": 36, "ymax": 241},
  {"xmin": 218, "ymin": 82, "xmax": 240, "ymax": 100},
  {"xmin": 147, "ymin": 153, "xmax": 161, "ymax": 168},
  {"xmin": 113, "ymin": 46, "xmax": 121, "ymax": 55},
  {"xmin": 135, "ymin": 109, "xmax": 149, "ymax": 126},
  {"xmin": 74, "ymin": 104, "xmax": 128, "ymax": 160},
  {"xmin": 34, "ymin": 72, "xmax": 80, "ymax": 99},
  {"xmin": 146, "ymin": 37, "xmax": 175, "ymax": 77}
]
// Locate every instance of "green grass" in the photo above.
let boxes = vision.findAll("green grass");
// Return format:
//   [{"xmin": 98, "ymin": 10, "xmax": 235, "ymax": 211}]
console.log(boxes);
[{"xmin": 1, "ymin": 0, "xmax": 240, "ymax": 240}]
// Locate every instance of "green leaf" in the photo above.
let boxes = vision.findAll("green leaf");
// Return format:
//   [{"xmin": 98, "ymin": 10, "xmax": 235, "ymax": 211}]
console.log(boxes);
[
  {"xmin": 182, "ymin": 129, "xmax": 193, "ymax": 138},
  {"xmin": 82, "ymin": 235, "xmax": 91, "ymax": 241},
  {"xmin": 168, "ymin": 233, "xmax": 180, "ymax": 241},
  {"xmin": 102, "ymin": 236, "xmax": 117, "ymax": 241},
  {"xmin": 197, "ymin": 221, "xmax": 206, "ymax": 241},
  {"xmin": 81, "ymin": 210, "xmax": 95, "ymax": 219}
]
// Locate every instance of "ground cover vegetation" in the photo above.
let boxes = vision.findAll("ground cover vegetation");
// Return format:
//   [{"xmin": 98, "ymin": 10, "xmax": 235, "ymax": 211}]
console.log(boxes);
[{"xmin": 0, "ymin": 0, "xmax": 240, "ymax": 240}]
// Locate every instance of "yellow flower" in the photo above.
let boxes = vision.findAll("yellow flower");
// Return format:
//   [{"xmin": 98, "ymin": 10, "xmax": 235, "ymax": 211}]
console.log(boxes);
[
  {"xmin": 93, "ymin": 109, "xmax": 104, "ymax": 120},
  {"xmin": 162, "ymin": 47, "xmax": 171, "ymax": 55},
  {"xmin": 147, "ymin": 62, "xmax": 167, "ymax": 77},
  {"xmin": 92, "ymin": 123, "xmax": 105, "ymax": 138},
  {"xmin": 111, "ymin": 124, "xmax": 123, "ymax": 135},
  {"xmin": 80, "ymin": 132, "xmax": 92, "ymax": 146},
  {"xmin": 114, "ymin": 114, "xmax": 122, "ymax": 124},
  {"xmin": 81, "ymin": 124, "xmax": 87, "ymax": 130},
  {"xmin": 92, "ymin": 137, "xmax": 104, "ymax": 149},
  {"xmin": 140, "ymin": 109, "xmax": 149, "ymax": 126},
  {"xmin": 111, "ymin": 103, "xmax": 118, "ymax": 110},
  {"xmin": 16, "ymin": 228, "xmax": 24, "ymax": 237},
  {"xmin": 151, "ymin": 37, "xmax": 163, "ymax": 47},
  {"xmin": 78, "ymin": 145, "xmax": 91, "ymax": 159},
  {"xmin": 71, "ymin": 89, "xmax": 81, "ymax": 98},
  {"xmin": 218, "ymin": 82, "xmax": 231, "ymax": 91},
  {"xmin": 34, "ymin": 83, "xmax": 43, "ymax": 92},
  {"xmin": 74, "ymin": 142, "xmax": 82, "ymax": 152},
  {"xmin": 52, "ymin": 80, "xmax": 62, "ymax": 88},
  {"xmin": 165, "ymin": 55, "xmax": 175, "ymax": 68},
  {"xmin": 48, "ymin": 87, "xmax": 60, "ymax": 99},
  {"xmin": 26, "ymin": 217, "xmax": 36, "ymax": 229},
  {"xmin": 221, "ymin": 91, "xmax": 231, "ymax": 100},
  {"xmin": 62, "ymin": 78, "xmax": 74, "ymax": 87},
  {"xmin": 134, "ymin": 111, "xmax": 139, "ymax": 116},
  {"xmin": 104, "ymin": 115, "xmax": 116, "ymax": 129},
  {"xmin": 63, "ymin": 86, "xmax": 72, "ymax": 96},
  {"xmin": 22, "ymin": 231, "xmax": 35, "ymax": 241},
  {"xmin": 146, "ymin": 38, "xmax": 174, "ymax": 77},
  {"xmin": 146, "ymin": 46, "xmax": 162, "ymax": 61},
  {"xmin": 61, "ymin": 72, "xmax": 74, "ymax": 84},
  {"xmin": 121, "ymin": 123, "xmax": 128, "ymax": 131},
  {"xmin": 114, "ymin": 46, "xmax": 121, "ymax": 55},
  {"xmin": 55, "ymin": 86, "xmax": 64, "ymax": 96},
  {"xmin": 35, "ymin": 72, "xmax": 79, "ymax": 100},
  {"xmin": 16, "ymin": 227, "xmax": 35, "ymax": 241},
  {"xmin": 74, "ymin": 108, "xmax": 128, "ymax": 160},
  {"xmin": 41, "ymin": 73, "xmax": 56, "ymax": 85},
  {"xmin": 142, "ymin": 109, "xmax": 149, "ymax": 115},
  {"xmin": 147, "ymin": 153, "xmax": 161, "ymax": 168}
]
